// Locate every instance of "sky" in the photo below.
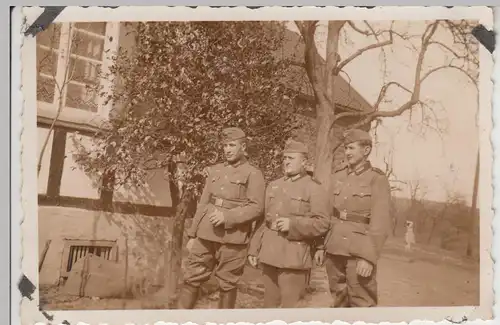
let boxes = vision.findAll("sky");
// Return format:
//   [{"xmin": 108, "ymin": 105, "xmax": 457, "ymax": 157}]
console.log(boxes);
[{"xmin": 286, "ymin": 20, "xmax": 484, "ymax": 205}]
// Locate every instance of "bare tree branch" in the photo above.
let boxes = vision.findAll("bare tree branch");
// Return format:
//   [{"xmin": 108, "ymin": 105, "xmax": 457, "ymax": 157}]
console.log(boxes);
[
  {"xmin": 428, "ymin": 40, "xmax": 468, "ymax": 60},
  {"xmin": 339, "ymin": 69, "xmax": 353, "ymax": 87},
  {"xmin": 384, "ymin": 155, "xmax": 394, "ymax": 178},
  {"xmin": 294, "ymin": 21, "xmax": 306, "ymax": 37},
  {"xmin": 346, "ymin": 21, "xmax": 371, "ymax": 36},
  {"xmin": 330, "ymin": 21, "xmax": 470, "ymax": 135},
  {"xmin": 373, "ymin": 81, "xmax": 413, "ymax": 110},
  {"xmin": 327, "ymin": 81, "xmax": 413, "ymax": 134},
  {"xmin": 296, "ymin": 20, "xmax": 331, "ymax": 104},
  {"xmin": 297, "ymin": 19, "xmax": 478, "ymax": 186},
  {"xmin": 421, "ymin": 64, "xmax": 478, "ymax": 86},
  {"xmin": 325, "ymin": 21, "xmax": 346, "ymax": 99},
  {"xmin": 365, "ymin": 21, "xmax": 384, "ymax": 40},
  {"xmin": 347, "ymin": 21, "xmax": 440, "ymax": 129},
  {"xmin": 335, "ymin": 32, "xmax": 393, "ymax": 74}
]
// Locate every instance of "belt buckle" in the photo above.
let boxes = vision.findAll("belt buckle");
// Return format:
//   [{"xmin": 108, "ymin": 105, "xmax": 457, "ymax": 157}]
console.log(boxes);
[
  {"xmin": 214, "ymin": 198, "xmax": 223, "ymax": 207},
  {"xmin": 340, "ymin": 210, "xmax": 347, "ymax": 220}
]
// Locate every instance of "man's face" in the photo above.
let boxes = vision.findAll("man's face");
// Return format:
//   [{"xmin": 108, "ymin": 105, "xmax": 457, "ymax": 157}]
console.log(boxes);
[
  {"xmin": 283, "ymin": 152, "xmax": 306, "ymax": 176},
  {"xmin": 223, "ymin": 139, "xmax": 245, "ymax": 163},
  {"xmin": 344, "ymin": 141, "xmax": 370, "ymax": 167}
]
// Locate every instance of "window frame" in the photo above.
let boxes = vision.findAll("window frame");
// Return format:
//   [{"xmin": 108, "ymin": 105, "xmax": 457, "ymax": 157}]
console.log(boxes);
[
  {"xmin": 59, "ymin": 239, "xmax": 119, "ymax": 279},
  {"xmin": 37, "ymin": 22, "xmax": 121, "ymax": 122}
]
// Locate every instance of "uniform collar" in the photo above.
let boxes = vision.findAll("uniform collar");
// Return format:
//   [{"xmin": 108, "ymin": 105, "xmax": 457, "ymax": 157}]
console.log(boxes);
[
  {"xmin": 284, "ymin": 171, "xmax": 306, "ymax": 182},
  {"xmin": 224, "ymin": 157, "xmax": 247, "ymax": 168},
  {"xmin": 348, "ymin": 160, "xmax": 371, "ymax": 175}
]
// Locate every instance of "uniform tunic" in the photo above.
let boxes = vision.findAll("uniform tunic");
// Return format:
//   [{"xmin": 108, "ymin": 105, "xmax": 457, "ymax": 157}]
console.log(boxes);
[
  {"xmin": 249, "ymin": 173, "xmax": 330, "ymax": 307},
  {"xmin": 184, "ymin": 159, "xmax": 265, "ymax": 291},
  {"xmin": 320, "ymin": 161, "xmax": 392, "ymax": 307},
  {"xmin": 187, "ymin": 159, "xmax": 265, "ymax": 243}
]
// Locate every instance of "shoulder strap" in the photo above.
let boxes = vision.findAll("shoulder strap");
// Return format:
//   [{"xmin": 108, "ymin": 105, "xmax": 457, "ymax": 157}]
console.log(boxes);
[
  {"xmin": 371, "ymin": 167, "xmax": 386, "ymax": 175},
  {"xmin": 334, "ymin": 164, "xmax": 348, "ymax": 173}
]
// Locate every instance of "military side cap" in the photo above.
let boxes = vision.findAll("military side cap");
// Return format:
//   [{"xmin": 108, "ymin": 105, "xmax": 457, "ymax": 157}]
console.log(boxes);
[
  {"xmin": 221, "ymin": 127, "xmax": 246, "ymax": 142},
  {"xmin": 343, "ymin": 129, "xmax": 372, "ymax": 145},
  {"xmin": 283, "ymin": 139, "xmax": 308, "ymax": 154}
]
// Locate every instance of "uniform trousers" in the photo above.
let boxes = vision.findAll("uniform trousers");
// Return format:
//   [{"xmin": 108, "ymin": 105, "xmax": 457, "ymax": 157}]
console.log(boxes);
[
  {"xmin": 324, "ymin": 254, "xmax": 378, "ymax": 307},
  {"xmin": 183, "ymin": 237, "xmax": 247, "ymax": 291},
  {"xmin": 261, "ymin": 263, "xmax": 308, "ymax": 308}
]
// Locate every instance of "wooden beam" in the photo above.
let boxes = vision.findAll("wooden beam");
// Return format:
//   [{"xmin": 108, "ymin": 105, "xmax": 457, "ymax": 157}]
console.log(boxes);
[
  {"xmin": 38, "ymin": 194, "xmax": 176, "ymax": 217},
  {"xmin": 37, "ymin": 116, "xmax": 105, "ymax": 137},
  {"xmin": 46, "ymin": 129, "xmax": 67, "ymax": 197}
]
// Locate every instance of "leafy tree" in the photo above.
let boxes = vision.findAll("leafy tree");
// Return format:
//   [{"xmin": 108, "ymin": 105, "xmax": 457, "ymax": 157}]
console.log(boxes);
[{"xmin": 73, "ymin": 21, "xmax": 299, "ymax": 301}]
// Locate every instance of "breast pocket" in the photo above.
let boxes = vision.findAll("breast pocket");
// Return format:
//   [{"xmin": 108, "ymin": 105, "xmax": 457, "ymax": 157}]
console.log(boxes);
[
  {"xmin": 290, "ymin": 195, "xmax": 311, "ymax": 215},
  {"xmin": 352, "ymin": 185, "xmax": 372, "ymax": 210},
  {"xmin": 229, "ymin": 173, "xmax": 250, "ymax": 199}
]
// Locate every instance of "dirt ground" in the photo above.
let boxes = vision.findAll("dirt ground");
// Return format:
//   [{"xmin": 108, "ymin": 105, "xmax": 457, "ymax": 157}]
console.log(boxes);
[{"xmin": 40, "ymin": 238, "xmax": 479, "ymax": 310}]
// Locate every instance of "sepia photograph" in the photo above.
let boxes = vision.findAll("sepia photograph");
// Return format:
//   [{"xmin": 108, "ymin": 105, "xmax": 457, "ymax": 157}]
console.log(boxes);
[{"xmin": 17, "ymin": 5, "xmax": 494, "ymax": 325}]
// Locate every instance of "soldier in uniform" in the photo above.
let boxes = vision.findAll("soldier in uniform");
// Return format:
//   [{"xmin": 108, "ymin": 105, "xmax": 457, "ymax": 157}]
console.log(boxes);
[
  {"xmin": 314, "ymin": 129, "xmax": 392, "ymax": 308},
  {"xmin": 248, "ymin": 139, "xmax": 330, "ymax": 308},
  {"xmin": 177, "ymin": 127, "xmax": 266, "ymax": 309}
]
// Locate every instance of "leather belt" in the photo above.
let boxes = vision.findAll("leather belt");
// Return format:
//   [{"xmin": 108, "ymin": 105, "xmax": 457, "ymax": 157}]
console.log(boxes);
[
  {"xmin": 334, "ymin": 209, "xmax": 370, "ymax": 225},
  {"xmin": 209, "ymin": 196, "xmax": 243, "ymax": 209}
]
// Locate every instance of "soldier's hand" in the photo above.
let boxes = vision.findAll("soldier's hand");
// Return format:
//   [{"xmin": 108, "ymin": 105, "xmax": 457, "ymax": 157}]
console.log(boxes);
[
  {"xmin": 248, "ymin": 255, "xmax": 258, "ymax": 268},
  {"xmin": 209, "ymin": 209, "xmax": 225, "ymax": 227},
  {"xmin": 356, "ymin": 258, "xmax": 373, "ymax": 277},
  {"xmin": 276, "ymin": 217, "xmax": 290, "ymax": 232},
  {"xmin": 314, "ymin": 249, "xmax": 325, "ymax": 266},
  {"xmin": 186, "ymin": 238, "xmax": 195, "ymax": 253}
]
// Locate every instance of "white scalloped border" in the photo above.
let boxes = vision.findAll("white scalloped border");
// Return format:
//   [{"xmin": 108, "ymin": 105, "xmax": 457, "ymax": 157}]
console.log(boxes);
[{"xmin": 12, "ymin": 5, "xmax": 498, "ymax": 325}]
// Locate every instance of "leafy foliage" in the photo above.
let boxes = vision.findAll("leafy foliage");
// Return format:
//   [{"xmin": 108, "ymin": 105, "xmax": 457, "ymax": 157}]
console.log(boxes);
[{"xmin": 74, "ymin": 21, "xmax": 299, "ymax": 195}]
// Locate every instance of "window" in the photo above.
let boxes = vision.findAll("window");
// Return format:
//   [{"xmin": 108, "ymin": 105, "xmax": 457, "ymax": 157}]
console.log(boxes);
[
  {"xmin": 60, "ymin": 239, "xmax": 118, "ymax": 278},
  {"xmin": 36, "ymin": 22, "xmax": 120, "ymax": 119}
]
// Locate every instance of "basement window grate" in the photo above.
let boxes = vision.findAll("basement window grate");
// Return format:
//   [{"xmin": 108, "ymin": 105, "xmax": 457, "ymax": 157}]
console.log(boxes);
[
  {"xmin": 60, "ymin": 239, "xmax": 118, "ymax": 278},
  {"xmin": 66, "ymin": 245, "xmax": 114, "ymax": 272}
]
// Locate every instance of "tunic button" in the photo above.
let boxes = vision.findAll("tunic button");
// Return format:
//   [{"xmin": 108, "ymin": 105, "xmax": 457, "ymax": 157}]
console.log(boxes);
[{"xmin": 343, "ymin": 236, "xmax": 347, "ymax": 240}]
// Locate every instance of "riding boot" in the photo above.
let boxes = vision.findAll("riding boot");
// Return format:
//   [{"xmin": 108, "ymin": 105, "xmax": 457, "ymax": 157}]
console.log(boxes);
[
  {"xmin": 177, "ymin": 284, "xmax": 199, "ymax": 309},
  {"xmin": 217, "ymin": 288, "xmax": 237, "ymax": 309}
]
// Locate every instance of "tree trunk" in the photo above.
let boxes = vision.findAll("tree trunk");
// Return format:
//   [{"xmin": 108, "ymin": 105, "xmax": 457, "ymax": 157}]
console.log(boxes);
[
  {"xmin": 162, "ymin": 160, "xmax": 195, "ymax": 304},
  {"xmin": 466, "ymin": 151, "xmax": 480, "ymax": 257},
  {"xmin": 427, "ymin": 218, "xmax": 437, "ymax": 244},
  {"xmin": 297, "ymin": 21, "xmax": 343, "ymax": 186},
  {"xmin": 100, "ymin": 170, "xmax": 116, "ymax": 211},
  {"xmin": 163, "ymin": 193, "xmax": 192, "ymax": 301},
  {"xmin": 314, "ymin": 103, "xmax": 338, "ymax": 186}
]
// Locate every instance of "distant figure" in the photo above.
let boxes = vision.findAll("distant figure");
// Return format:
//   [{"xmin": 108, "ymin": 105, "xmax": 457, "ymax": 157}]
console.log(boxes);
[{"xmin": 404, "ymin": 221, "xmax": 416, "ymax": 252}]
